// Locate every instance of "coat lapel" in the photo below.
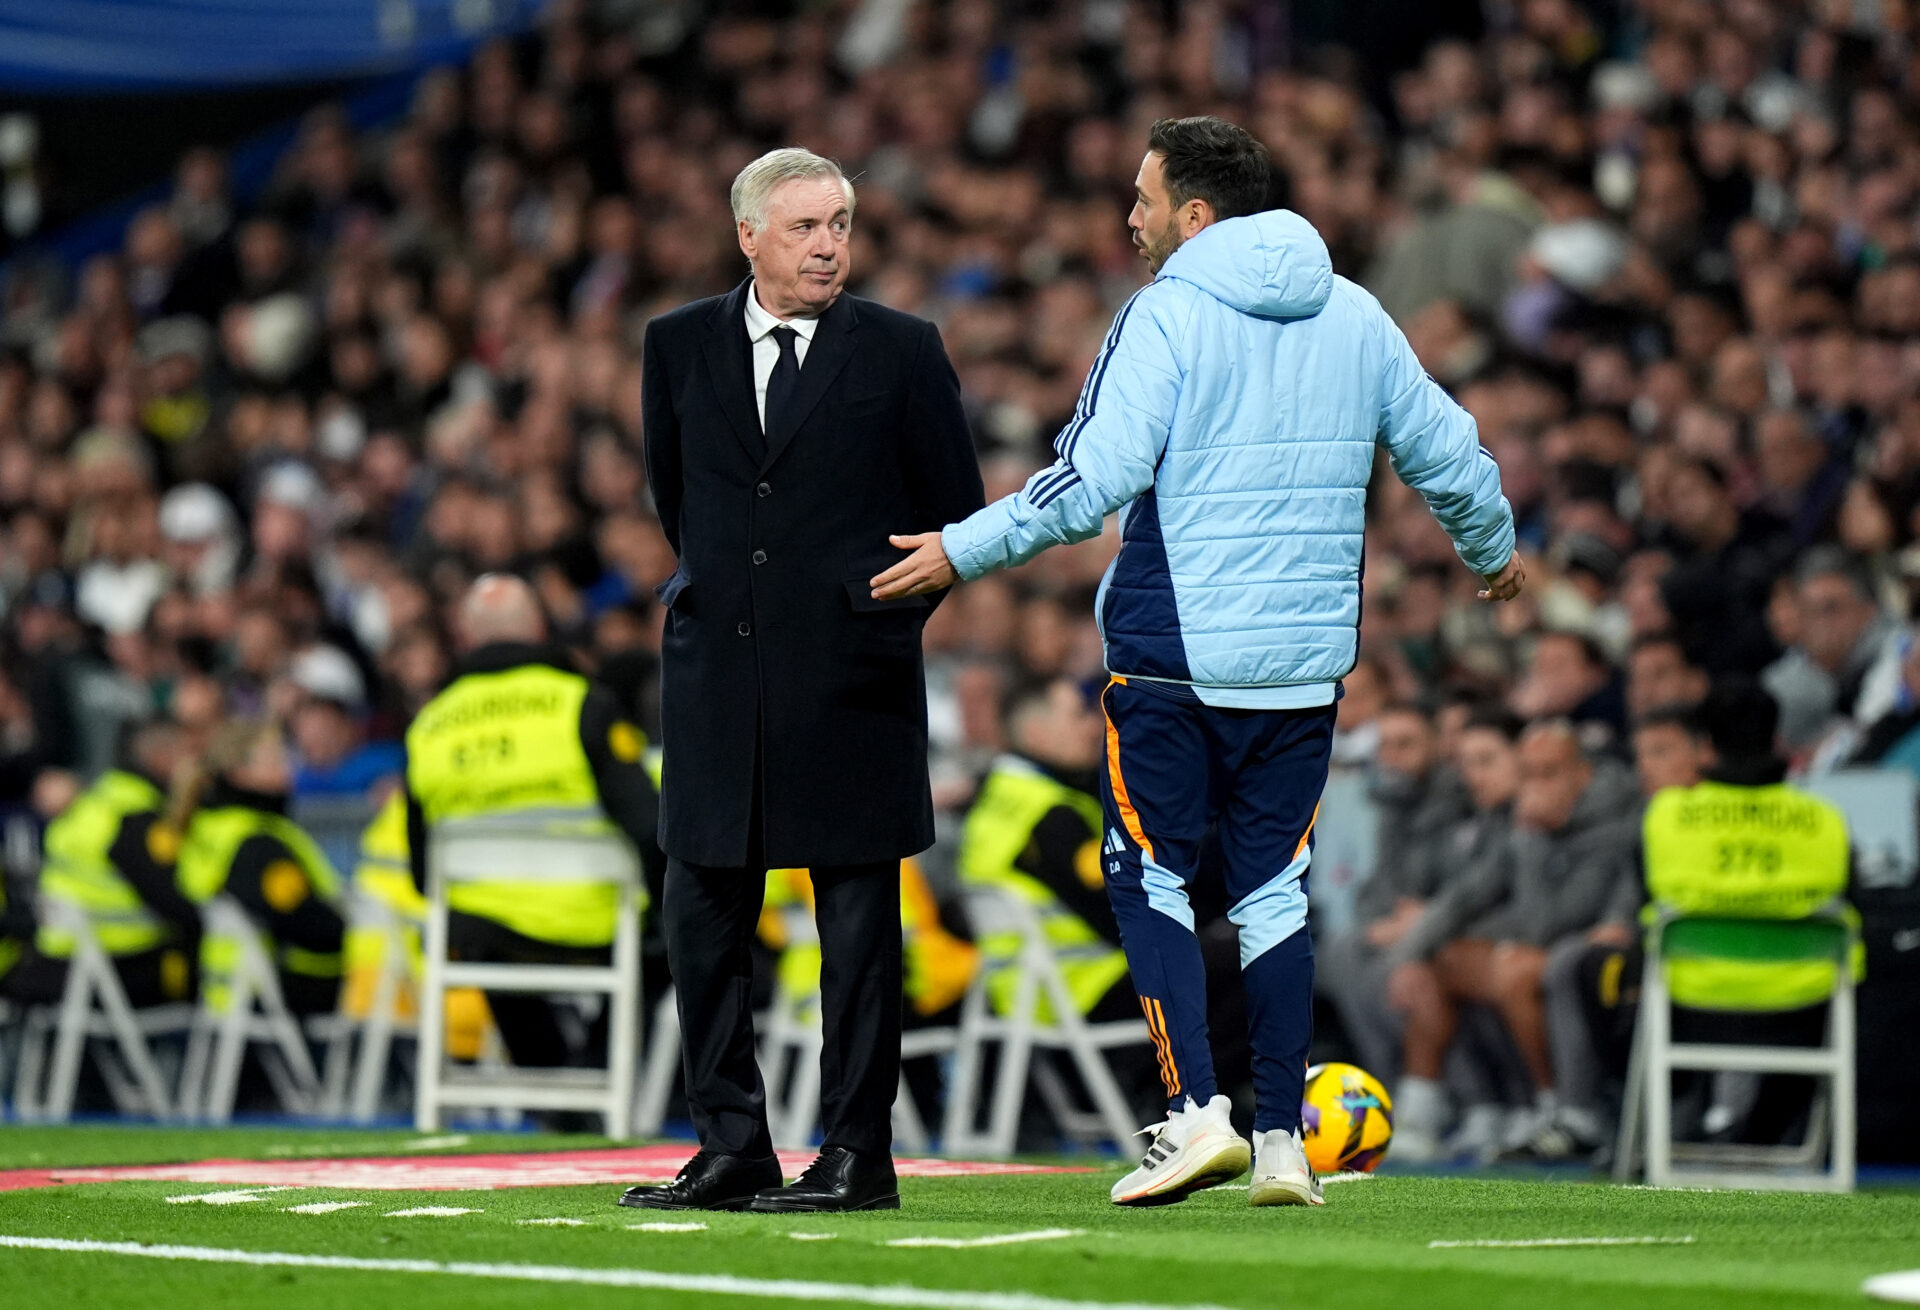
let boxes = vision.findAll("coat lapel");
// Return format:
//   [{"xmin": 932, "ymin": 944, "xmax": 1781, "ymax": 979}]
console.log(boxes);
[
  {"xmin": 761, "ymin": 292, "xmax": 859, "ymax": 472},
  {"xmin": 701, "ymin": 281, "xmax": 762, "ymax": 464}
]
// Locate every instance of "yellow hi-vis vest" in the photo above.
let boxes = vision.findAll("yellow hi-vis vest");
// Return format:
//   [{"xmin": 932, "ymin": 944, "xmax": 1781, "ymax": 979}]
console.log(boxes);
[
  {"xmin": 177, "ymin": 805, "xmax": 344, "ymax": 1012},
  {"xmin": 36, "ymin": 770, "xmax": 173, "ymax": 958},
  {"xmin": 0, "ymin": 883, "xmax": 20, "ymax": 982},
  {"xmin": 405, "ymin": 663, "xmax": 623, "ymax": 948},
  {"xmin": 760, "ymin": 859, "xmax": 979, "ymax": 1017},
  {"xmin": 959, "ymin": 757, "xmax": 1128, "ymax": 1021},
  {"xmin": 341, "ymin": 789, "xmax": 490, "ymax": 1058},
  {"xmin": 1642, "ymin": 780, "xmax": 1854, "ymax": 1011}
]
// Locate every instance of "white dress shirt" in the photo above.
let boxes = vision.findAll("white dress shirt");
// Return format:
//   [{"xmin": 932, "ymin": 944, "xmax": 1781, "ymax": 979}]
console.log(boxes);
[{"xmin": 743, "ymin": 283, "xmax": 819, "ymax": 432}]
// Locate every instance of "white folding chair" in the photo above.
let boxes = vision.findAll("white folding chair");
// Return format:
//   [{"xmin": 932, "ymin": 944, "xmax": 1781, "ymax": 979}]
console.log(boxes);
[
  {"xmin": 319, "ymin": 890, "xmax": 421, "ymax": 1123},
  {"xmin": 10, "ymin": 902, "xmax": 193, "ymax": 1122},
  {"xmin": 1614, "ymin": 906, "xmax": 1857, "ymax": 1192},
  {"xmin": 415, "ymin": 815, "xmax": 643, "ymax": 1139},
  {"xmin": 177, "ymin": 898, "xmax": 333, "ymax": 1122},
  {"xmin": 757, "ymin": 902, "xmax": 954, "ymax": 1152},
  {"xmin": 632, "ymin": 985, "xmax": 681, "ymax": 1138},
  {"xmin": 942, "ymin": 886, "xmax": 1149, "ymax": 1158}
]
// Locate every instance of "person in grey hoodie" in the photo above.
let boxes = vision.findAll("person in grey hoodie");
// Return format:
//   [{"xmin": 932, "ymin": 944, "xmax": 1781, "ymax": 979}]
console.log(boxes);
[
  {"xmin": 1318, "ymin": 702, "xmax": 1471, "ymax": 1080},
  {"xmin": 1387, "ymin": 719, "xmax": 1640, "ymax": 1156}
]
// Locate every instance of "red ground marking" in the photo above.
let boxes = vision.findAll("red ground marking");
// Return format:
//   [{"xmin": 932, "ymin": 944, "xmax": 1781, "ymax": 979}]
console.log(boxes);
[{"xmin": 0, "ymin": 1146, "xmax": 1096, "ymax": 1193}]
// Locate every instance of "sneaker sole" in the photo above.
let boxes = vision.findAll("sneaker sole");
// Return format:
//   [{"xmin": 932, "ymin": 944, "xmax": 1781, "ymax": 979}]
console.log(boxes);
[
  {"xmin": 1247, "ymin": 1177, "xmax": 1323, "ymax": 1207},
  {"xmin": 1111, "ymin": 1137, "xmax": 1251, "ymax": 1207}
]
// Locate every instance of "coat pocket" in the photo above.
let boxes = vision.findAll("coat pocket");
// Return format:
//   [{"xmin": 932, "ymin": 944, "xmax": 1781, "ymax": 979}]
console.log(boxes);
[
  {"xmin": 654, "ymin": 568, "xmax": 691, "ymax": 611},
  {"xmin": 843, "ymin": 577, "xmax": 930, "ymax": 613}
]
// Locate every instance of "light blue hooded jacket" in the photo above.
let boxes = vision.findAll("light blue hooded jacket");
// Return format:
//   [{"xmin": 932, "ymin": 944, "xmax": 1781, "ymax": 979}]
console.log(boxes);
[{"xmin": 942, "ymin": 210, "xmax": 1515, "ymax": 709}]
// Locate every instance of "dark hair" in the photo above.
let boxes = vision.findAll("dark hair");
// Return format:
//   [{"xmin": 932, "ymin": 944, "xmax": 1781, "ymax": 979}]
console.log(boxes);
[
  {"xmin": 1146, "ymin": 117, "xmax": 1273, "ymax": 221},
  {"xmin": 1633, "ymin": 702, "xmax": 1709, "ymax": 739},
  {"xmin": 1702, "ymin": 677, "xmax": 1780, "ymax": 761},
  {"xmin": 1794, "ymin": 544, "xmax": 1878, "ymax": 603},
  {"xmin": 1461, "ymin": 704, "xmax": 1526, "ymax": 743}
]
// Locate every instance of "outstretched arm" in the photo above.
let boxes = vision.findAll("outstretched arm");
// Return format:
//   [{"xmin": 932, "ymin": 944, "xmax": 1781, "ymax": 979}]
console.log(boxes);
[
  {"xmin": 873, "ymin": 285, "xmax": 1185, "ymax": 599},
  {"xmin": 1373, "ymin": 304, "xmax": 1522, "ymax": 600}
]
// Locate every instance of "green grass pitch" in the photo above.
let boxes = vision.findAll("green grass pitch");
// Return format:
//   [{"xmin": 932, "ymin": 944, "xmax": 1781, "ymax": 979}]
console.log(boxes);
[{"xmin": 1, "ymin": 1126, "xmax": 1916, "ymax": 1309}]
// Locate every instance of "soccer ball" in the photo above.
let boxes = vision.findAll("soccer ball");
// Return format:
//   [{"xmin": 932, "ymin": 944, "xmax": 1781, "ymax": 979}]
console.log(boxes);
[{"xmin": 1300, "ymin": 1062, "xmax": 1393, "ymax": 1174}]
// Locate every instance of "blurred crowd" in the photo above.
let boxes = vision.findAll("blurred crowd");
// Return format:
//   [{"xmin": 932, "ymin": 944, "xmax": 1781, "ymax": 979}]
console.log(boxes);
[{"xmin": 0, "ymin": 0, "xmax": 1918, "ymax": 1149}]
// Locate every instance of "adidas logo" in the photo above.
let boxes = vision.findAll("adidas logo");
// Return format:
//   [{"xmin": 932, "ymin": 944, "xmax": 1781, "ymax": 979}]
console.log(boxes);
[{"xmin": 1103, "ymin": 827, "xmax": 1128, "ymax": 856}]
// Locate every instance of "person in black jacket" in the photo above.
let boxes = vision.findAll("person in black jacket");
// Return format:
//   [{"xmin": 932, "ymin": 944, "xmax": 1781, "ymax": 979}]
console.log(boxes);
[{"xmin": 630, "ymin": 146, "xmax": 984, "ymax": 1215}]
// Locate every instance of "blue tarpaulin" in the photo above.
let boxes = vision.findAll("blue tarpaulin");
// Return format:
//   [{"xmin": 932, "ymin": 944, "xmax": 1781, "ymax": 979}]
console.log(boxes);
[{"xmin": 0, "ymin": 0, "xmax": 546, "ymax": 92}]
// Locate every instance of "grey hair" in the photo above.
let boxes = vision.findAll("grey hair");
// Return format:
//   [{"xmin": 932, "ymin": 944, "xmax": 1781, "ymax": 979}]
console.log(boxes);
[{"xmin": 730, "ymin": 148, "xmax": 855, "ymax": 232}]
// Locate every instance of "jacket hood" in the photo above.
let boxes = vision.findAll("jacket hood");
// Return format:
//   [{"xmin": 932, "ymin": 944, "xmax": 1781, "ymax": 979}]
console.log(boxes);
[{"xmin": 1158, "ymin": 209, "xmax": 1333, "ymax": 319}]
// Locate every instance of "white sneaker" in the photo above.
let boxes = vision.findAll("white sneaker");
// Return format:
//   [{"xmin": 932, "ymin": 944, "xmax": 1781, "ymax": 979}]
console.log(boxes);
[
  {"xmin": 1248, "ymin": 1128, "xmax": 1324, "ymax": 1207},
  {"xmin": 1110, "ymin": 1095, "xmax": 1251, "ymax": 1206},
  {"xmin": 1443, "ymin": 1103, "xmax": 1507, "ymax": 1163},
  {"xmin": 1391, "ymin": 1076, "xmax": 1449, "ymax": 1165}
]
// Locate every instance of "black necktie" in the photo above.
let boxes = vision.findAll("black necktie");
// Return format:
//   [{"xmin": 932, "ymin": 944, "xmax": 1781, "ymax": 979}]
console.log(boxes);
[{"xmin": 763, "ymin": 325, "xmax": 800, "ymax": 454}]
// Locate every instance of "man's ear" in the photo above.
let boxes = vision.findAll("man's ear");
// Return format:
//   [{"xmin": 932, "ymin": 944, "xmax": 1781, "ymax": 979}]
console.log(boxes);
[
  {"xmin": 1183, "ymin": 198, "xmax": 1216, "ymax": 237},
  {"xmin": 737, "ymin": 219, "xmax": 757, "ymax": 261}
]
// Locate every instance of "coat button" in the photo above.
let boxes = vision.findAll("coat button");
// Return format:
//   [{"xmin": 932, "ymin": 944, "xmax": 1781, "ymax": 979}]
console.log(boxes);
[
  {"xmin": 752, "ymin": 549, "xmax": 768, "ymax": 565},
  {"xmin": 737, "ymin": 622, "xmax": 752, "ymax": 637},
  {"xmin": 756, "ymin": 482, "xmax": 771, "ymax": 497}
]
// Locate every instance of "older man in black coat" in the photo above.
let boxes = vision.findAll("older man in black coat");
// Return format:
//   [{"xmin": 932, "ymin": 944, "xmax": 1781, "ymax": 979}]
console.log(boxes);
[{"xmin": 621, "ymin": 148, "xmax": 983, "ymax": 1214}]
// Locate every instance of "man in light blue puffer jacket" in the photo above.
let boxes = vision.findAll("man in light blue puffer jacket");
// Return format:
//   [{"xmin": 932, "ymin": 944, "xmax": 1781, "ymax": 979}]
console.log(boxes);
[{"xmin": 874, "ymin": 116, "xmax": 1522, "ymax": 1208}]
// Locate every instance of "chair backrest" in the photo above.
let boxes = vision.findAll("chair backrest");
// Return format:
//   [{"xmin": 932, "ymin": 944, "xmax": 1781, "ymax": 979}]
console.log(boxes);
[
  {"xmin": 428, "ymin": 816, "xmax": 639, "ymax": 886},
  {"xmin": 1651, "ymin": 908, "xmax": 1856, "ymax": 1013}
]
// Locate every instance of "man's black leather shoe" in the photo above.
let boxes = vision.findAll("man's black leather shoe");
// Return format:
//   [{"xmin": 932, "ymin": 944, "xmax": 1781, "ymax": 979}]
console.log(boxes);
[
  {"xmin": 747, "ymin": 1145, "xmax": 899, "ymax": 1212},
  {"xmin": 618, "ymin": 1150, "xmax": 783, "ymax": 1211}
]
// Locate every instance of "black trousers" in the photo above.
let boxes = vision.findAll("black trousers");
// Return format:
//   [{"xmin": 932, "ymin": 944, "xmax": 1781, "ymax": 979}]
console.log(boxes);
[{"xmin": 666, "ymin": 856, "xmax": 901, "ymax": 1159}]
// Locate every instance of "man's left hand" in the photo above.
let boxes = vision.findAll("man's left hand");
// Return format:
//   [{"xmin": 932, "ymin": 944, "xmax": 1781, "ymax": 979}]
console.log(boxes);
[{"xmin": 871, "ymin": 532, "xmax": 958, "ymax": 599}]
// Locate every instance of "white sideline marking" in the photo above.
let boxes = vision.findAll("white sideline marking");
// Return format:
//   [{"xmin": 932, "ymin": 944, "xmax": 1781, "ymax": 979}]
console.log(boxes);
[
  {"xmin": 166, "ymin": 1188, "xmax": 295, "ymax": 1205},
  {"xmin": 1428, "ymin": 1236, "xmax": 1696, "ymax": 1249},
  {"xmin": 788, "ymin": 1232, "xmax": 838, "ymax": 1242},
  {"xmin": 285, "ymin": 1202, "xmax": 368, "ymax": 1215},
  {"xmin": 0, "ymin": 1235, "xmax": 1239, "ymax": 1310},
  {"xmin": 886, "ymin": 1229, "xmax": 1084, "ymax": 1250},
  {"xmin": 519, "ymin": 1218, "xmax": 588, "ymax": 1227},
  {"xmin": 1865, "ymin": 1269, "xmax": 1920, "ymax": 1303},
  {"xmin": 385, "ymin": 1207, "xmax": 481, "ymax": 1218},
  {"xmin": 405, "ymin": 1136, "xmax": 471, "ymax": 1151},
  {"xmin": 628, "ymin": 1222, "xmax": 708, "ymax": 1233}
]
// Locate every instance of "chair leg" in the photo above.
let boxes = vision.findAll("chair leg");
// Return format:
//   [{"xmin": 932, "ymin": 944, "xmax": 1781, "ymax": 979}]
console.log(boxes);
[
  {"xmin": 415, "ymin": 891, "xmax": 451, "ymax": 1133},
  {"xmin": 1644, "ymin": 963, "xmax": 1674, "ymax": 1188},
  {"xmin": 893, "ymin": 1070, "xmax": 931, "ymax": 1155},
  {"xmin": 204, "ymin": 996, "xmax": 252, "ymax": 1125},
  {"xmin": 13, "ymin": 1011, "xmax": 50, "ymax": 1122},
  {"xmin": 176, "ymin": 1013, "xmax": 213, "ymax": 1123},
  {"xmin": 1613, "ymin": 995, "xmax": 1649, "ymax": 1184},
  {"xmin": 43, "ymin": 961, "xmax": 97, "ymax": 1122},
  {"xmin": 605, "ymin": 888, "xmax": 641, "ymax": 1142},
  {"xmin": 95, "ymin": 962, "xmax": 175, "ymax": 1120},
  {"xmin": 634, "ymin": 991, "xmax": 679, "ymax": 1139},
  {"xmin": 941, "ymin": 986, "xmax": 992, "ymax": 1156},
  {"xmin": 1831, "ymin": 974, "xmax": 1857, "ymax": 1191},
  {"xmin": 983, "ymin": 971, "xmax": 1040, "ymax": 1158}
]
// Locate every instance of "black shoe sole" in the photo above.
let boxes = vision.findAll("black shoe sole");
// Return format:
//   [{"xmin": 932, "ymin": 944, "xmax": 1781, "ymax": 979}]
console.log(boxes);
[
  {"xmin": 746, "ymin": 1192, "xmax": 901, "ymax": 1213},
  {"xmin": 617, "ymin": 1192, "xmax": 763, "ymax": 1212}
]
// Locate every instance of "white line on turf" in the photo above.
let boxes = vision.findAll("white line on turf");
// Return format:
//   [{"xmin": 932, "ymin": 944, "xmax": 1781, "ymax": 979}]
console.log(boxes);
[
  {"xmin": 788, "ymin": 1233, "xmax": 838, "ymax": 1242},
  {"xmin": 285, "ymin": 1202, "xmax": 368, "ymax": 1215},
  {"xmin": 627, "ymin": 1222, "xmax": 708, "ymax": 1233},
  {"xmin": 385, "ymin": 1207, "xmax": 482, "ymax": 1218},
  {"xmin": 0, "ymin": 1235, "xmax": 1239, "ymax": 1310},
  {"xmin": 1864, "ymin": 1269, "xmax": 1920, "ymax": 1303},
  {"xmin": 886, "ymin": 1230, "xmax": 1084, "ymax": 1249},
  {"xmin": 1428, "ymin": 1237, "xmax": 1696, "ymax": 1249},
  {"xmin": 519, "ymin": 1218, "xmax": 589, "ymax": 1227},
  {"xmin": 404, "ymin": 1136, "xmax": 471, "ymax": 1151},
  {"xmin": 166, "ymin": 1188, "xmax": 296, "ymax": 1205}
]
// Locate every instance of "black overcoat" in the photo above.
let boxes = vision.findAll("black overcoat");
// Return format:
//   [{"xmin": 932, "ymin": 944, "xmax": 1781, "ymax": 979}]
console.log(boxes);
[{"xmin": 641, "ymin": 280, "xmax": 985, "ymax": 868}]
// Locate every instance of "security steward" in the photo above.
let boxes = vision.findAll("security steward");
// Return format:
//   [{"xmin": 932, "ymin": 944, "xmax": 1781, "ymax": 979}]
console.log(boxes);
[
  {"xmin": 403, "ymin": 574, "xmax": 663, "ymax": 1073},
  {"xmin": 172, "ymin": 719, "xmax": 347, "ymax": 1015},
  {"xmin": 1580, "ymin": 681, "xmax": 1853, "ymax": 1143},
  {"xmin": 959, "ymin": 679, "xmax": 1131, "ymax": 1023},
  {"xmin": 1, "ymin": 720, "xmax": 201, "ymax": 1008}
]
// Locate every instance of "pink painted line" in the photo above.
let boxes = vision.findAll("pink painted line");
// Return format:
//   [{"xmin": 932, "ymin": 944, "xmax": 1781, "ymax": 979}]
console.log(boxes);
[{"xmin": 0, "ymin": 1146, "xmax": 1095, "ymax": 1193}]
